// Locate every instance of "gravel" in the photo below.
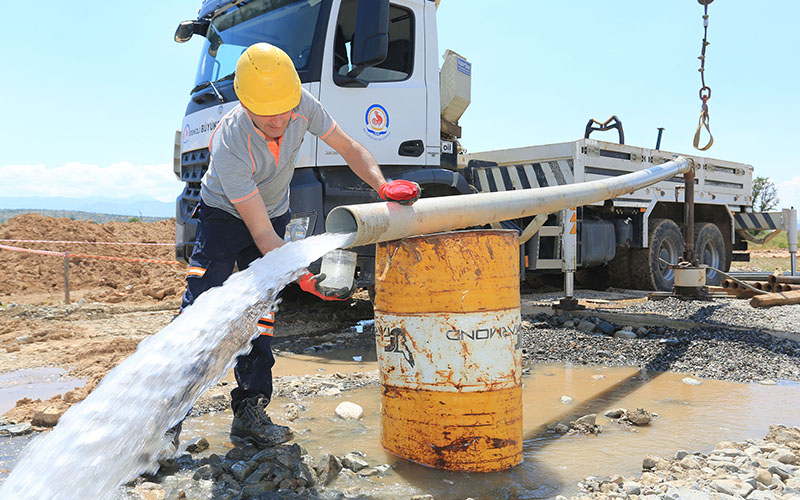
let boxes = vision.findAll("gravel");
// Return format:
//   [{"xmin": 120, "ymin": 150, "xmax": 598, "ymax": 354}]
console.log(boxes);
[
  {"xmin": 599, "ymin": 296, "xmax": 800, "ymax": 333},
  {"xmin": 521, "ymin": 309, "xmax": 800, "ymax": 383}
]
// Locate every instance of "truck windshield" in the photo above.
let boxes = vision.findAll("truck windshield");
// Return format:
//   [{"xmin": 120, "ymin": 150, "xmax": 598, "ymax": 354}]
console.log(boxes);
[{"xmin": 194, "ymin": 0, "xmax": 323, "ymax": 89}]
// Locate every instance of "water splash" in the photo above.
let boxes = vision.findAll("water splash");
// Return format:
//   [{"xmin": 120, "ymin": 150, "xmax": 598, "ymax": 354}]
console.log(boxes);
[{"xmin": 0, "ymin": 232, "xmax": 355, "ymax": 499}]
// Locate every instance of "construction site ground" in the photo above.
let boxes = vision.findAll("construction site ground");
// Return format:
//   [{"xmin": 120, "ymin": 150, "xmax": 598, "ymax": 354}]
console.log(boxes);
[{"xmin": 2, "ymin": 215, "xmax": 800, "ymax": 499}]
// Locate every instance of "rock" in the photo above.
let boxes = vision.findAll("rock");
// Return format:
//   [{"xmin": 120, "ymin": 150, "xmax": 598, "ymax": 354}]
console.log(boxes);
[
  {"xmin": 597, "ymin": 320, "xmax": 615, "ymax": 335},
  {"xmin": 636, "ymin": 327, "xmax": 649, "ymax": 336},
  {"xmin": 226, "ymin": 445, "xmax": 257, "ymax": 462},
  {"xmin": 675, "ymin": 450, "xmax": 690, "ymax": 460},
  {"xmin": 341, "ymin": 452, "xmax": 369, "ymax": 472},
  {"xmin": 769, "ymin": 449, "xmax": 798, "ymax": 464},
  {"xmin": 747, "ymin": 490, "xmax": 779, "ymax": 500},
  {"xmin": 334, "ymin": 402, "xmax": 364, "ymax": 420},
  {"xmin": 711, "ymin": 478, "xmax": 753, "ymax": 497},
  {"xmin": 552, "ymin": 423, "xmax": 570, "ymax": 434},
  {"xmin": 614, "ymin": 330, "xmax": 637, "ymax": 339},
  {"xmin": 275, "ymin": 443, "xmax": 303, "ymax": 469},
  {"xmin": 591, "ymin": 374, "xmax": 606, "ymax": 380},
  {"xmin": 284, "ymin": 403, "xmax": 301, "ymax": 422},
  {"xmin": 31, "ymin": 405, "xmax": 64, "ymax": 427},
  {"xmin": 319, "ymin": 387, "xmax": 342, "ymax": 397},
  {"xmin": 643, "ymin": 455, "xmax": 667, "ymax": 471},
  {"xmin": 230, "ymin": 460, "xmax": 258, "ymax": 482},
  {"xmin": 643, "ymin": 456, "xmax": 658, "ymax": 470},
  {"xmin": 664, "ymin": 488, "xmax": 711, "ymax": 500},
  {"xmin": 0, "ymin": 422, "xmax": 32, "ymax": 436},
  {"xmin": 374, "ymin": 464, "xmax": 392, "ymax": 474},
  {"xmin": 604, "ymin": 408, "xmax": 626, "ymax": 419},
  {"xmin": 293, "ymin": 458, "xmax": 317, "ymax": 487},
  {"xmin": 755, "ymin": 467, "xmax": 773, "ymax": 486},
  {"xmin": 563, "ymin": 320, "xmax": 575, "ymax": 328},
  {"xmin": 682, "ymin": 377, "xmax": 702, "ymax": 386},
  {"xmin": 626, "ymin": 408, "xmax": 652, "ymax": 426},
  {"xmin": 241, "ymin": 482, "xmax": 276, "ymax": 498},
  {"xmin": 132, "ymin": 482, "xmax": 166, "ymax": 500},
  {"xmin": 680, "ymin": 455, "xmax": 703, "ymax": 470},
  {"xmin": 759, "ymin": 379, "xmax": 777, "ymax": 385},
  {"xmin": 560, "ymin": 395, "xmax": 573, "ymax": 404},
  {"xmin": 316, "ymin": 453, "xmax": 343, "ymax": 486},
  {"xmin": 185, "ymin": 437, "xmax": 209, "ymax": 454},
  {"xmin": 192, "ymin": 464, "xmax": 214, "ymax": 481},
  {"xmin": 576, "ymin": 320, "xmax": 596, "ymax": 333},
  {"xmin": 766, "ymin": 425, "xmax": 800, "ymax": 445},
  {"xmin": 572, "ymin": 414, "xmax": 597, "ymax": 427},
  {"xmin": 410, "ymin": 496, "xmax": 435, "ymax": 500},
  {"xmin": 623, "ymin": 481, "xmax": 642, "ymax": 495}
]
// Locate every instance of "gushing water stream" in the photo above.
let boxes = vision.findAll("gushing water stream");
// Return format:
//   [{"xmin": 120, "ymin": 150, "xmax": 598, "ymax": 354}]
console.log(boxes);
[{"xmin": 0, "ymin": 232, "xmax": 355, "ymax": 499}]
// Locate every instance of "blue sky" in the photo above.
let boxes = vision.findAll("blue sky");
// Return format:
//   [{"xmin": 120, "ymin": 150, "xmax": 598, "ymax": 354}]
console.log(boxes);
[{"xmin": 1, "ymin": 1, "xmax": 798, "ymax": 213}]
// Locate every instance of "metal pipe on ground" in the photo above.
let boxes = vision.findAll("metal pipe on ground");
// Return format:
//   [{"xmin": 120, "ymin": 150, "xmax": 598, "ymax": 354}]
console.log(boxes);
[
  {"xmin": 751, "ymin": 289, "xmax": 800, "ymax": 308},
  {"xmin": 327, "ymin": 158, "xmax": 693, "ymax": 247},
  {"xmin": 768, "ymin": 275, "xmax": 800, "ymax": 285}
]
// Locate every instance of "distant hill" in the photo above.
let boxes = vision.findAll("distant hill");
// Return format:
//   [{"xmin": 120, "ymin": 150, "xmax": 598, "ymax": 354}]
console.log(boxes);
[
  {"xmin": 0, "ymin": 209, "xmax": 170, "ymax": 225},
  {"xmin": 0, "ymin": 196, "xmax": 175, "ymax": 218}
]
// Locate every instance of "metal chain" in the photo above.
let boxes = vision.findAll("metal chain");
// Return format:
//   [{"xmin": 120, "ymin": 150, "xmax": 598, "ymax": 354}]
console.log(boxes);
[{"xmin": 693, "ymin": 0, "xmax": 714, "ymax": 151}]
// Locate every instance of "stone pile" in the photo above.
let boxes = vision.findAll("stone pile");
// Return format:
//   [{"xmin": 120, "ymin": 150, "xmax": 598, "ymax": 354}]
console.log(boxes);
[
  {"xmin": 568, "ymin": 424, "xmax": 800, "ymax": 500},
  {"xmin": 128, "ymin": 436, "xmax": 392, "ymax": 500}
]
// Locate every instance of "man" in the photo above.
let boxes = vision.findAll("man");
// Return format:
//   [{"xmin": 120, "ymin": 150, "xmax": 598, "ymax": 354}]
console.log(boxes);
[{"xmin": 180, "ymin": 42, "xmax": 419, "ymax": 448}]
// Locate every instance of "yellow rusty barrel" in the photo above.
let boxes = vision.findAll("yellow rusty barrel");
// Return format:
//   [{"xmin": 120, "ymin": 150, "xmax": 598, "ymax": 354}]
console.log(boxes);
[{"xmin": 374, "ymin": 229, "xmax": 522, "ymax": 472}]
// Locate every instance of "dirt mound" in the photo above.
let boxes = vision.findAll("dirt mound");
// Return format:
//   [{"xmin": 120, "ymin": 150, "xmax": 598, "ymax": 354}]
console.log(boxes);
[{"xmin": 0, "ymin": 214, "xmax": 184, "ymax": 304}]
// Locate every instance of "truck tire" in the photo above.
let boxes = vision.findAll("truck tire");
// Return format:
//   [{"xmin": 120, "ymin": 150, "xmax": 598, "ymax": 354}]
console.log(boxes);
[
  {"xmin": 632, "ymin": 218, "xmax": 684, "ymax": 291},
  {"xmin": 575, "ymin": 267, "xmax": 610, "ymax": 290},
  {"xmin": 607, "ymin": 246, "xmax": 635, "ymax": 289},
  {"xmin": 694, "ymin": 222, "xmax": 728, "ymax": 286}
]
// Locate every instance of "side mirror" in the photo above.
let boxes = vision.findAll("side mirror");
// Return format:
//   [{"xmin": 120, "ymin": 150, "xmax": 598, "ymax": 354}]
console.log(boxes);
[
  {"xmin": 348, "ymin": 0, "xmax": 389, "ymax": 77},
  {"xmin": 174, "ymin": 19, "xmax": 209, "ymax": 43},
  {"xmin": 174, "ymin": 21, "xmax": 195, "ymax": 43}
]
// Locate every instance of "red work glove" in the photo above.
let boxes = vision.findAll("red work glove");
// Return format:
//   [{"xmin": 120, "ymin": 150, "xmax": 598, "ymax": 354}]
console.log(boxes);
[
  {"xmin": 378, "ymin": 180, "xmax": 420, "ymax": 205},
  {"xmin": 297, "ymin": 272, "xmax": 353, "ymax": 301}
]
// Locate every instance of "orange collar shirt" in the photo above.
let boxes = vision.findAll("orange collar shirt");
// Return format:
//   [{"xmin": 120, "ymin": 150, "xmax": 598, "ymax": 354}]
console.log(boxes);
[{"xmin": 201, "ymin": 88, "xmax": 336, "ymax": 219}]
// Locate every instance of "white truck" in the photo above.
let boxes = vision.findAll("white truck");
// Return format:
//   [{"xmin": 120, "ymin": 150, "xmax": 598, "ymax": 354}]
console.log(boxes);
[{"xmin": 172, "ymin": 0, "xmax": 796, "ymax": 293}]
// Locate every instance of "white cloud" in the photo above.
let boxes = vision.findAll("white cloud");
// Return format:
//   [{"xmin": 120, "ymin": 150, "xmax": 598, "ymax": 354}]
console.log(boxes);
[
  {"xmin": 777, "ymin": 176, "xmax": 800, "ymax": 212},
  {"xmin": 0, "ymin": 162, "xmax": 183, "ymax": 203}
]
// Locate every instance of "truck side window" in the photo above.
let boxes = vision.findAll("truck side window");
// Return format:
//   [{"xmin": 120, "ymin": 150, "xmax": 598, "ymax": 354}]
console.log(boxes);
[{"xmin": 334, "ymin": 0, "xmax": 414, "ymax": 83}]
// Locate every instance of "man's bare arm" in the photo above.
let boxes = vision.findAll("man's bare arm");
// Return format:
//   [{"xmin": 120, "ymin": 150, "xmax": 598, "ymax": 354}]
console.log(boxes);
[
  {"xmin": 234, "ymin": 195, "xmax": 285, "ymax": 255},
  {"xmin": 322, "ymin": 126, "xmax": 386, "ymax": 191}
]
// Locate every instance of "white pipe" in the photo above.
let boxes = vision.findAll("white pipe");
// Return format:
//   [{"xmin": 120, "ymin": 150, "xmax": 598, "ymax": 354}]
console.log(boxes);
[
  {"xmin": 327, "ymin": 157, "xmax": 692, "ymax": 248},
  {"xmin": 787, "ymin": 208, "xmax": 798, "ymax": 276}
]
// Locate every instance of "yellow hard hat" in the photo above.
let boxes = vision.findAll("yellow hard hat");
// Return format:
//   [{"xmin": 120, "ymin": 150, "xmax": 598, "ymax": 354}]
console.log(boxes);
[{"xmin": 234, "ymin": 43, "xmax": 301, "ymax": 116}]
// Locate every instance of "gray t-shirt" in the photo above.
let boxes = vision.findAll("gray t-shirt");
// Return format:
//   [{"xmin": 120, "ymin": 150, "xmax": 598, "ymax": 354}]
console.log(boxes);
[{"xmin": 201, "ymin": 88, "xmax": 336, "ymax": 218}]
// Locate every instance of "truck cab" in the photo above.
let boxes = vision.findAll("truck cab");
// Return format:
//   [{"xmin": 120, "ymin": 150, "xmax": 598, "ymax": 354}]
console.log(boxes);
[{"xmin": 173, "ymin": 0, "xmax": 468, "ymax": 285}]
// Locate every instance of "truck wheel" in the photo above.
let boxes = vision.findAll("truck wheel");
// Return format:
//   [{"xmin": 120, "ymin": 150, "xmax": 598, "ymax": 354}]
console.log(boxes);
[
  {"xmin": 607, "ymin": 246, "xmax": 634, "ymax": 289},
  {"xmin": 632, "ymin": 218, "xmax": 684, "ymax": 291},
  {"xmin": 694, "ymin": 223, "xmax": 728, "ymax": 286},
  {"xmin": 575, "ymin": 267, "xmax": 610, "ymax": 290}
]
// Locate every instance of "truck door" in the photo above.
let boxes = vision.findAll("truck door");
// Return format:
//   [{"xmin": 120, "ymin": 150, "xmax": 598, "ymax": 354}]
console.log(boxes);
[{"xmin": 317, "ymin": 0, "xmax": 428, "ymax": 167}]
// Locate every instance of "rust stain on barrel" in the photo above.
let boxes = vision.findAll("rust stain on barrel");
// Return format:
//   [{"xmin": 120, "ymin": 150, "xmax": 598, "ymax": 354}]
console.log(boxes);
[{"xmin": 375, "ymin": 230, "xmax": 523, "ymax": 472}]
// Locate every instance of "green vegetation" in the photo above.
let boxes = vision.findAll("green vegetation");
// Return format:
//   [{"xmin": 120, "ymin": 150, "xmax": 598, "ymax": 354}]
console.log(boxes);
[{"xmin": 747, "ymin": 231, "xmax": 789, "ymax": 250}]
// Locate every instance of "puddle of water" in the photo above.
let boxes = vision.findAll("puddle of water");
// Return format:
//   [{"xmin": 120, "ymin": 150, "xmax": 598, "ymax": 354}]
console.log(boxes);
[
  {"xmin": 0, "ymin": 368, "xmax": 85, "ymax": 415},
  {"xmin": 182, "ymin": 363, "xmax": 800, "ymax": 499},
  {"xmin": 0, "ymin": 232, "xmax": 355, "ymax": 499},
  {"xmin": 273, "ymin": 348, "xmax": 379, "ymax": 377}
]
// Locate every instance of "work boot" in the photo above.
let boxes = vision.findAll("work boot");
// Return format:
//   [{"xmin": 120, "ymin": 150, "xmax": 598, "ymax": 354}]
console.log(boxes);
[
  {"xmin": 230, "ymin": 396, "xmax": 293, "ymax": 448},
  {"xmin": 156, "ymin": 421, "xmax": 182, "ymax": 468}
]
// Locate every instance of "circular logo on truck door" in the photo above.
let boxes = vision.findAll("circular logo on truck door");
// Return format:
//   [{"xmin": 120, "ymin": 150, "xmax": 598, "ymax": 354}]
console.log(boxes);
[{"xmin": 364, "ymin": 104, "xmax": 389, "ymax": 140}]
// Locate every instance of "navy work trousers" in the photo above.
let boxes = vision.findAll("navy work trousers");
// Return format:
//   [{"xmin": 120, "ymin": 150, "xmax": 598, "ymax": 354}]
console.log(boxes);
[{"xmin": 180, "ymin": 199, "xmax": 291, "ymax": 413}]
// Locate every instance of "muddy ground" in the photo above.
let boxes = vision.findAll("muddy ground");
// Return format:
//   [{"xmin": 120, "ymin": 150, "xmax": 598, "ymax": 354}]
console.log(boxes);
[{"xmin": 2, "ymin": 215, "xmax": 800, "ymax": 499}]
